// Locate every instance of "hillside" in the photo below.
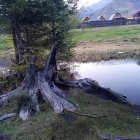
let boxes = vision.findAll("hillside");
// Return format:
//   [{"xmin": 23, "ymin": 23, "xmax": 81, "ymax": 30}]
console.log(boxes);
[
  {"xmin": 80, "ymin": 0, "xmax": 140, "ymax": 20},
  {"xmin": 79, "ymin": 0, "xmax": 112, "ymax": 19},
  {"xmin": 91, "ymin": 0, "xmax": 140, "ymax": 20}
]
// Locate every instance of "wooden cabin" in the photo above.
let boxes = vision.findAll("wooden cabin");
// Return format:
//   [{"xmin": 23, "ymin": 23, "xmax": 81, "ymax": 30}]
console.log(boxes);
[
  {"xmin": 98, "ymin": 16, "xmax": 106, "ymax": 21},
  {"xmin": 133, "ymin": 11, "xmax": 140, "ymax": 19},
  {"xmin": 109, "ymin": 12, "xmax": 123, "ymax": 20},
  {"xmin": 81, "ymin": 17, "xmax": 90, "ymax": 23}
]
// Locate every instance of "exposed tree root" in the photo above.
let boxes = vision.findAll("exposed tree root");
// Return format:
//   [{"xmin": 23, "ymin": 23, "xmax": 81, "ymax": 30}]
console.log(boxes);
[
  {"xmin": 65, "ymin": 110, "xmax": 107, "ymax": 118},
  {"xmin": 0, "ymin": 86, "xmax": 23, "ymax": 107},
  {"xmin": 0, "ymin": 113, "xmax": 17, "ymax": 122},
  {"xmin": 97, "ymin": 133, "xmax": 140, "ymax": 140},
  {"xmin": 0, "ymin": 42, "xmax": 132, "ymax": 121},
  {"xmin": 19, "ymin": 106, "xmax": 30, "ymax": 121},
  {"xmin": 57, "ymin": 78, "xmax": 130, "ymax": 105},
  {"xmin": 39, "ymin": 76, "xmax": 76, "ymax": 113}
]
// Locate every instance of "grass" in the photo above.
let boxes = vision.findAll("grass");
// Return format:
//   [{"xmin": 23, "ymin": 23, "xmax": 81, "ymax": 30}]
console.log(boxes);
[
  {"xmin": 73, "ymin": 25, "xmax": 140, "ymax": 43},
  {"xmin": 0, "ymin": 35, "xmax": 14, "ymax": 61},
  {"xmin": 0, "ymin": 89, "xmax": 140, "ymax": 140},
  {"xmin": 0, "ymin": 35, "xmax": 13, "ymax": 51}
]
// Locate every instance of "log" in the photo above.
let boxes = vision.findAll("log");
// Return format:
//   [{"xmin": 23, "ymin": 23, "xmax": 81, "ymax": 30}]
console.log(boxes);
[{"xmin": 57, "ymin": 78, "xmax": 131, "ymax": 105}]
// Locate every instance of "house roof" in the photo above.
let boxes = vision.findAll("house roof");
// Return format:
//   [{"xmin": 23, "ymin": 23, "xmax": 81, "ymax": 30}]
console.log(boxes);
[
  {"xmin": 133, "ymin": 11, "xmax": 140, "ymax": 17},
  {"xmin": 82, "ymin": 17, "xmax": 90, "ymax": 21},
  {"xmin": 109, "ymin": 13, "xmax": 122, "ymax": 20},
  {"xmin": 98, "ymin": 16, "xmax": 106, "ymax": 20}
]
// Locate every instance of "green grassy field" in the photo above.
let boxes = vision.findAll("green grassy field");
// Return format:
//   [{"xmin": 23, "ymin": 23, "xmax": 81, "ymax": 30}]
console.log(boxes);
[{"xmin": 73, "ymin": 25, "xmax": 140, "ymax": 43}]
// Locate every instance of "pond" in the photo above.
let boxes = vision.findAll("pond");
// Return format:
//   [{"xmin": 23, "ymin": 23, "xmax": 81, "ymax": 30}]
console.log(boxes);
[{"xmin": 72, "ymin": 59, "xmax": 140, "ymax": 105}]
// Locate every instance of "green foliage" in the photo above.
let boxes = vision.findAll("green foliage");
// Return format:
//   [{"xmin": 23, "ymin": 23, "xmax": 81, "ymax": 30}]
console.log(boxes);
[
  {"xmin": 0, "ymin": 0, "xmax": 77, "ymax": 61},
  {"xmin": 0, "ymin": 79, "xmax": 8, "ymax": 84},
  {"xmin": 0, "ymin": 35, "xmax": 13, "ymax": 51},
  {"xmin": 16, "ymin": 94, "xmax": 33, "ymax": 109},
  {"xmin": 11, "ymin": 64, "xmax": 27, "ymax": 73}
]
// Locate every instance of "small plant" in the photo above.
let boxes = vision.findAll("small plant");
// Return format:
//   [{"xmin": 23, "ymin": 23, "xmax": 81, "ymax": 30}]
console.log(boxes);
[{"xmin": 17, "ymin": 94, "xmax": 33, "ymax": 110}]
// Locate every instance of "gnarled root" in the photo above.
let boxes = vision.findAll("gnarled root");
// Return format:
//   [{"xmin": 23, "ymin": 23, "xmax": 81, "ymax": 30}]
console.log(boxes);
[
  {"xmin": 0, "ymin": 42, "xmax": 131, "ymax": 122},
  {"xmin": 0, "ymin": 113, "xmax": 17, "ymax": 122},
  {"xmin": 0, "ymin": 86, "xmax": 23, "ymax": 107},
  {"xmin": 97, "ymin": 133, "xmax": 140, "ymax": 140},
  {"xmin": 39, "ymin": 76, "xmax": 76, "ymax": 113},
  {"xmin": 57, "ymin": 78, "xmax": 130, "ymax": 105}
]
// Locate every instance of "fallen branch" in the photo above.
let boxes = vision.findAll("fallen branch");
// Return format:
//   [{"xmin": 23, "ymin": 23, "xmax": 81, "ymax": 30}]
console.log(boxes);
[
  {"xmin": 97, "ymin": 133, "xmax": 140, "ymax": 140},
  {"xmin": 65, "ymin": 110, "xmax": 107, "ymax": 118},
  {"xmin": 0, "ymin": 113, "xmax": 17, "ymax": 122},
  {"xmin": 0, "ymin": 86, "xmax": 23, "ymax": 107}
]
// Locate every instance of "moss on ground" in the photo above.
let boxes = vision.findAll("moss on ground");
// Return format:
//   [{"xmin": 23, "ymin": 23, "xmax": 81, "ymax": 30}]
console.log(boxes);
[
  {"xmin": 0, "ymin": 89, "xmax": 140, "ymax": 140},
  {"xmin": 0, "ymin": 35, "xmax": 13, "ymax": 51}
]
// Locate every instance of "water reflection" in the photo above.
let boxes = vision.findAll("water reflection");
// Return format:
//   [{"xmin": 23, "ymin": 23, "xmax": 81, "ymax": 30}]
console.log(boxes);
[
  {"xmin": 137, "ymin": 60, "xmax": 140, "ymax": 65},
  {"xmin": 72, "ymin": 59, "xmax": 140, "ymax": 105}
]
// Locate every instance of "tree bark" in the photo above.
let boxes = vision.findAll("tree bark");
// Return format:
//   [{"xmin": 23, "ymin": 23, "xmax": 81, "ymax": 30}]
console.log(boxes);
[
  {"xmin": 56, "ymin": 78, "xmax": 130, "ymax": 104},
  {"xmin": 97, "ymin": 133, "xmax": 140, "ymax": 140},
  {"xmin": 12, "ymin": 23, "xmax": 26, "ymax": 64}
]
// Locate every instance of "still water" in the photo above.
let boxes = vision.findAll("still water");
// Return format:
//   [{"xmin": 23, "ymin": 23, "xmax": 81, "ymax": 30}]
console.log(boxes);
[{"xmin": 72, "ymin": 59, "xmax": 140, "ymax": 105}]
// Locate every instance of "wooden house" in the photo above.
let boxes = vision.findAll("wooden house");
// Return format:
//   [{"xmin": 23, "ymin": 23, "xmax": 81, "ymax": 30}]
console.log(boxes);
[
  {"xmin": 98, "ymin": 16, "xmax": 106, "ymax": 21},
  {"xmin": 81, "ymin": 17, "xmax": 90, "ymax": 23},
  {"xmin": 133, "ymin": 11, "xmax": 140, "ymax": 19},
  {"xmin": 109, "ymin": 12, "xmax": 123, "ymax": 20}
]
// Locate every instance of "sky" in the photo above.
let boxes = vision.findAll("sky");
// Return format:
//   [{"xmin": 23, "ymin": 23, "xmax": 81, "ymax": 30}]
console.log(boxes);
[{"xmin": 77, "ymin": 0, "xmax": 102, "ymax": 9}]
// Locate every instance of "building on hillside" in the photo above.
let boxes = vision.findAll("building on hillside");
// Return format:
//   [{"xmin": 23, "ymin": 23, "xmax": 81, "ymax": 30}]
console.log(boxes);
[
  {"xmin": 133, "ymin": 11, "xmax": 140, "ymax": 19},
  {"xmin": 81, "ymin": 17, "xmax": 90, "ymax": 23},
  {"xmin": 98, "ymin": 15, "xmax": 106, "ymax": 21},
  {"xmin": 109, "ymin": 12, "xmax": 123, "ymax": 20}
]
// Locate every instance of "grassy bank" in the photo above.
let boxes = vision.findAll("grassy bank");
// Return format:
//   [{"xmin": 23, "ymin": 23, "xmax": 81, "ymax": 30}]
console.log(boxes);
[
  {"xmin": 72, "ymin": 25, "xmax": 140, "ymax": 62},
  {"xmin": 0, "ymin": 89, "xmax": 140, "ymax": 140},
  {"xmin": 0, "ymin": 35, "xmax": 13, "ymax": 51},
  {"xmin": 0, "ymin": 35, "xmax": 14, "ymax": 59}
]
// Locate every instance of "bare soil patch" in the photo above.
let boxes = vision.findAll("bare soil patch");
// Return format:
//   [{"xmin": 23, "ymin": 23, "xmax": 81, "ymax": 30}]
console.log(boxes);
[{"xmin": 73, "ymin": 41, "xmax": 140, "ymax": 62}]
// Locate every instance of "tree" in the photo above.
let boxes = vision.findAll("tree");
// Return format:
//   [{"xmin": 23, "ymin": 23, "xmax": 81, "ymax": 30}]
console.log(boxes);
[
  {"xmin": 0, "ymin": 0, "xmax": 129, "ymax": 121},
  {"xmin": 0, "ymin": 0, "xmax": 45, "ymax": 63},
  {"xmin": 0, "ymin": 0, "xmax": 76, "ymax": 63}
]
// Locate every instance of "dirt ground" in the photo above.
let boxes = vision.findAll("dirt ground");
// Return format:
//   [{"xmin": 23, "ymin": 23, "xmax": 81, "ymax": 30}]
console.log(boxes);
[
  {"xmin": 73, "ymin": 41, "xmax": 140, "ymax": 62},
  {"xmin": 0, "ymin": 49, "xmax": 14, "ymax": 77}
]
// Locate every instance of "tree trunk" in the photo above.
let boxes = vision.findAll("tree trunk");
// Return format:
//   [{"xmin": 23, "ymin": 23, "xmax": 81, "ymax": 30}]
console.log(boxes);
[{"xmin": 12, "ymin": 23, "xmax": 26, "ymax": 64}]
